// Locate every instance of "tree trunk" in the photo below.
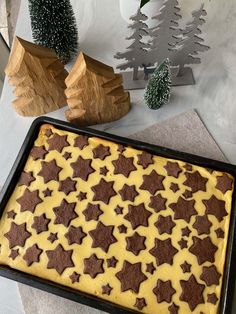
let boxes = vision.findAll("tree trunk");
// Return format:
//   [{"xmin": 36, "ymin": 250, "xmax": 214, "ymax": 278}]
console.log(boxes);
[
  {"xmin": 177, "ymin": 65, "xmax": 185, "ymax": 77},
  {"xmin": 133, "ymin": 67, "xmax": 139, "ymax": 80}
]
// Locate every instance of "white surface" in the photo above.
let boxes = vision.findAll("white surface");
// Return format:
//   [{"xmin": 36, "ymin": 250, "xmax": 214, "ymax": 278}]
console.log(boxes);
[
  {"xmin": 0, "ymin": 0, "xmax": 236, "ymax": 313},
  {"xmin": 119, "ymin": 0, "xmax": 162, "ymax": 27}
]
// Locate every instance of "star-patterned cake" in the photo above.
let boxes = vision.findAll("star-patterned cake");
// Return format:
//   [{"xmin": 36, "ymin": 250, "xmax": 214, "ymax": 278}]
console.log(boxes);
[{"xmin": 0, "ymin": 124, "xmax": 234, "ymax": 314}]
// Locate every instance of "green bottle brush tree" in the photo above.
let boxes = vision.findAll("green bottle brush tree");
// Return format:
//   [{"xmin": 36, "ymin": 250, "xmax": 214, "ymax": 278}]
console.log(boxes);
[
  {"xmin": 144, "ymin": 58, "xmax": 171, "ymax": 110},
  {"xmin": 28, "ymin": 0, "xmax": 78, "ymax": 64}
]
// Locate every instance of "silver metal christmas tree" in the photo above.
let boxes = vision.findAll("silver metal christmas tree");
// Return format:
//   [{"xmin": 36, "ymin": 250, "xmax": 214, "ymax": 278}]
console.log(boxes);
[
  {"xmin": 148, "ymin": 0, "xmax": 182, "ymax": 65},
  {"xmin": 115, "ymin": 1, "xmax": 210, "ymax": 90},
  {"xmin": 114, "ymin": 8, "xmax": 149, "ymax": 81},
  {"xmin": 171, "ymin": 4, "xmax": 210, "ymax": 76}
]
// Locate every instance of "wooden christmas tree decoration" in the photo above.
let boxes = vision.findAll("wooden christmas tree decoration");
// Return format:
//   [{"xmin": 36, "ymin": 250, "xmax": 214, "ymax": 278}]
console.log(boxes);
[
  {"xmin": 5, "ymin": 36, "xmax": 68, "ymax": 116},
  {"xmin": 65, "ymin": 52, "xmax": 131, "ymax": 126}
]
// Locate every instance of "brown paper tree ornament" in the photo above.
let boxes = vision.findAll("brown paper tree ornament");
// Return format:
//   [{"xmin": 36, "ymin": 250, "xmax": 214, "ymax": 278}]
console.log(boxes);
[
  {"xmin": 5, "ymin": 36, "xmax": 68, "ymax": 116},
  {"xmin": 65, "ymin": 52, "xmax": 131, "ymax": 126}
]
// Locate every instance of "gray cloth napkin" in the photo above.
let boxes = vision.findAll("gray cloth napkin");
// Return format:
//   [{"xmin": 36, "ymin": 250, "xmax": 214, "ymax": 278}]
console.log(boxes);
[{"xmin": 18, "ymin": 110, "xmax": 227, "ymax": 314}]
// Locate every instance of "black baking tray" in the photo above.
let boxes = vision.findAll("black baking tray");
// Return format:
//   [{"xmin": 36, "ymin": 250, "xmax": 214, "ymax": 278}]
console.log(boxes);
[{"xmin": 0, "ymin": 116, "xmax": 236, "ymax": 314}]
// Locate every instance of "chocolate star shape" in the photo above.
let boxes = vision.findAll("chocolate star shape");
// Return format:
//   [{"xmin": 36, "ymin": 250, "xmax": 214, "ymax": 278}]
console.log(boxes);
[
  {"xmin": 53, "ymin": 199, "xmax": 77, "ymax": 227},
  {"xmin": 38, "ymin": 159, "xmax": 62, "ymax": 183},
  {"xmin": 178, "ymin": 238, "xmax": 188, "ymax": 249},
  {"xmin": 74, "ymin": 135, "xmax": 89, "ymax": 149},
  {"xmin": 70, "ymin": 271, "xmax": 80, "ymax": 283},
  {"xmin": 30, "ymin": 146, "xmax": 48, "ymax": 160},
  {"xmin": 149, "ymin": 238, "xmax": 178, "ymax": 266},
  {"xmin": 134, "ymin": 298, "xmax": 147, "ymax": 310},
  {"xmin": 107, "ymin": 256, "xmax": 118, "ymax": 268},
  {"xmin": 146, "ymin": 262, "xmax": 155, "ymax": 274},
  {"xmin": 140, "ymin": 170, "xmax": 165, "ymax": 195},
  {"xmin": 71, "ymin": 156, "xmax": 95, "ymax": 181},
  {"xmin": 4, "ymin": 222, "xmax": 31, "ymax": 249},
  {"xmin": 216, "ymin": 173, "xmax": 234, "ymax": 194},
  {"xmin": 183, "ymin": 171, "xmax": 208, "ymax": 193},
  {"xmin": 112, "ymin": 155, "xmax": 136, "ymax": 178},
  {"xmin": 155, "ymin": 215, "xmax": 176, "ymax": 235},
  {"xmin": 43, "ymin": 188, "xmax": 52, "ymax": 197},
  {"xmin": 124, "ymin": 203, "xmax": 151, "ymax": 230},
  {"xmin": 89, "ymin": 222, "xmax": 117, "ymax": 253},
  {"xmin": 181, "ymin": 261, "xmax": 191, "ymax": 273},
  {"xmin": 47, "ymin": 134, "xmax": 69, "ymax": 152},
  {"xmin": 189, "ymin": 236, "xmax": 218, "ymax": 265},
  {"xmin": 180, "ymin": 275, "xmax": 205, "ymax": 311},
  {"xmin": 170, "ymin": 183, "xmax": 179, "ymax": 193},
  {"xmin": 45, "ymin": 128, "xmax": 53, "ymax": 137},
  {"xmin": 200, "ymin": 265, "xmax": 221, "ymax": 286},
  {"xmin": 16, "ymin": 188, "xmax": 42, "ymax": 213},
  {"xmin": 46, "ymin": 244, "xmax": 74, "ymax": 275},
  {"xmin": 164, "ymin": 161, "xmax": 182, "ymax": 178},
  {"xmin": 47, "ymin": 232, "xmax": 58, "ymax": 243},
  {"xmin": 63, "ymin": 152, "xmax": 72, "ymax": 160},
  {"xmin": 93, "ymin": 144, "xmax": 110, "ymax": 160},
  {"xmin": 137, "ymin": 152, "xmax": 153, "ymax": 169},
  {"xmin": 153, "ymin": 279, "xmax": 176, "ymax": 303},
  {"xmin": 65, "ymin": 226, "xmax": 86, "ymax": 245},
  {"xmin": 183, "ymin": 163, "xmax": 193, "ymax": 171},
  {"xmin": 92, "ymin": 178, "xmax": 116, "ymax": 204},
  {"xmin": 23, "ymin": 244, "xmax": 43, "ymax": 266},
  {"xmin": 102, "ymin": 284, "xmax": 113, "ymax": 295},
  {"xmin": 100, "ymin": 166, "xmax": 108, "ymax": 176},
  {"xmin": 116, "ymin": 261, "xmax": 147, "ymax": 293},
  {"xmin": 83, "ymin": 203, "xmax": 103, "ymax": 221},
  {"xmin": 203, "ymin": 195, "xmax": 228, "ymax": 222},
  {"xmin": 114, "ymin": 206, "xmax": 123, "ymax": 215},
  {"xmin": 58, "ymin": 177, "xmax": 77, "ymax": 195},
  {"xmin": 215, "ymin": 228, "xmax": 224, "ymax": 239},
  {"xmin": 32, "ymin": 214, "xmax": 50, "ymax": 234},
  {"xmin": 193, "ymin": 215, "xmax": 212, "ymax": 235},
  {"xmin": 169, "ymin": 197, "xmax": 197, "ymax": 223},
  {"xmin": 207, "ymin": 293, "xmax": 218, "ymax": 304},
  {"xmin": 126, "ymin": 232, "xmax": 146, "ymax": 256},
  {"xmin": 183, "ymin": 190, "xmax": 193, "ymax": 199},
  {"xmin": 9, "ymin": 249, "xmax": 19, "ymax": 260},
  {"xmin": 118, "ymin": 224, "xmax": 127, "ymax": 233},
  {"xmin": 117, "ymin": 144, "xmax": 125, "ymax": 153},
  {"xmin": 77, "ymin": 191, "xmax": 87, "ymax": 201},
  {"xmin": 7, "ymin": 210, "xmax": 16, "ymax": 219},
  {"xmin": 119, "ymin": 184, "xmax": 138, "ymax": 202},
  {"xmin": 168, "ymin": 303, "xmax": 179, "ymax": 314},
  {"xmin": 181, "ymin": 227, "xmax": 191, "ymax": 237},
  {"xmin": 149, "ymin": 194, "xmax": 167, "ymax": 213},
  {"xmin": 84, "ymin": 253, "xmax": 104, "ymax": 278},
  {"xmin": 18, "ymin": 171, "xmax": 35, "ymax": 187}
]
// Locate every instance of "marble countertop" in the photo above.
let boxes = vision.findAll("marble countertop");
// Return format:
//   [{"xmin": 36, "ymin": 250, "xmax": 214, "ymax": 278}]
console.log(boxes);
[{"xmin": 0, "ymin": 0, "xmax": 236, "ymax": 313}]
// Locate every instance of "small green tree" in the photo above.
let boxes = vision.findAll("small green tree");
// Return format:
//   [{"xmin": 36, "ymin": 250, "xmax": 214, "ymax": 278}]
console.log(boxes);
[
  {"xmin": 28, "ymin": 0, "xmax": 78, "ymax": 64},
  {"xmin": 144, "ymin": 58, "xmax": 171, "ymax": 110}
]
